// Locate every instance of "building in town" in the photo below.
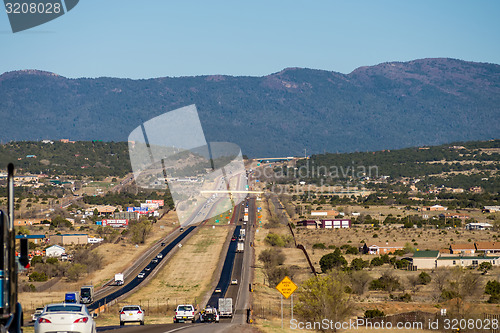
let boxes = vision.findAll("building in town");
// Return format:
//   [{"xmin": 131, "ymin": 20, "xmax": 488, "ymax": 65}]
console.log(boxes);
[
  {"xmin": 50, "ymin": 233, "xmax": 88, "ymax": 245},
  {"xmin": 45, "ymin": 245, "xmax": 66, "ymax": 257}
]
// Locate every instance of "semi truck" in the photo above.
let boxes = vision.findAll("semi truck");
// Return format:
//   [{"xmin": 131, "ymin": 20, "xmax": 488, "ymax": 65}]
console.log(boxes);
[
  {"xmin": 115, "ymin": 273, "xmax": 124, "ymax": 286},
  {"xmin": 237, "ymin": 241, "xmax": 244, "ymax": 253},
  {"xmin": 218, "ymin": 298, "xmax": 233, "ymax": 318},
  {"xmin": 0, "ymin": 163, "xmax": 29, "ymax": 333},
  {"xmin": 80, "ymin": 285, "xmax": 94, "ymax": 304}
]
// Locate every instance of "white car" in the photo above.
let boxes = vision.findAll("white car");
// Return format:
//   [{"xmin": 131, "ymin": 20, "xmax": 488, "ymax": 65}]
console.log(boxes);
[
  {"xmin": 157, "ymin": 253, "xmax": 163, "ymax": 259},
  {"xmin": 31, "ymin": 307, "xmax": 44, "ymax": 322},
  {"xmin": 34, "ymin": 303, "xmax": 96, "ymax": 333},
  {"xmin": 138, "ymin": 272, "xmax": 145, "ymax": 278},
  {"xmin": 119, "ymin": 305, "xmax": 145, "ymax": 326},
  {"xmin": 231, "ymin": 279, "xmax": 238, "ymax": 285}
]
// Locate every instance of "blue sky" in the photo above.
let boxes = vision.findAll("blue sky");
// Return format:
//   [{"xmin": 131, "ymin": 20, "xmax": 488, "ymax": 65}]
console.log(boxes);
[{"xmin": 1, "ymin": 0, "xmax": 499, "ymax": 79}]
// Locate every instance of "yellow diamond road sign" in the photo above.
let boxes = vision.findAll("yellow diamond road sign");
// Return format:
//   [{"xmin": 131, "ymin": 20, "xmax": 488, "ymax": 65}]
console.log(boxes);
[{"xmin": 275, "ymin": 276, "xmax": 297, "ymax": 299}]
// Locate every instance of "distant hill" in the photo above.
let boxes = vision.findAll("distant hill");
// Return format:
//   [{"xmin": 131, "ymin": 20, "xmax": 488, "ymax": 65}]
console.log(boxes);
[{"xmin": 0, "ymin": 58, "xmax": 499, "ymax": 156}]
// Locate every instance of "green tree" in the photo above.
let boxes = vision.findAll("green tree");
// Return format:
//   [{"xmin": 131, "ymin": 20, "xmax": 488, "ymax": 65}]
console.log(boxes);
[
  {"xmin": 295, "ymin": 270, "xmax": 353, "ymax": 326},
  {"xmin": 485, "ymin": 280, "xmax": 500, "ymax": 303},
  {"xmin": 350, "ymin": 258, "xmax": 369, "ymax": 271},
  {"xmin": 67, "ymin": 263, "xmax": 87, "ymax": 282},
  {"xmin": 478, "ymin": 262, "xmax": 493, "ymax": 273},
  {"xmin": 319, "ymin": 248, "xmax": 347, "ymax": 272},
  {"xmin": 129, "ymin": 219, "xmax": 153, "ymax": 244}
]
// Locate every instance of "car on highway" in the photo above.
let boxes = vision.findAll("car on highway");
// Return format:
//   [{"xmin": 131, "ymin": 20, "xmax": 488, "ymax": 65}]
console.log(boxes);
[
  {"xmin": 214, "ymin": 288, "xmax": 222, "ymax": 293},
  {"xmin": 151, "ymin": 258, "xmax": 158, "ymax": 264},
  {"xmin": 173, "ymin": 304, "xmax": 196, "ymax": 323},
  {"xmin": 180, "ymin": 227, "xmax": 184, "ymax": 232},
  {"xmin": 31, "ymin": 307, "xmax": 44, "ymax": 322},
  {"xmin": 119, "ymin": 305, "xmax": 145, "ymax": 326},
  {"xmin": 160, "ymin": 242, "xmax": 166, "ymax": 246},
  {"xmin": 144, "ymin": 265, "xmax": 151, "ymax": 271},
  {"xmin": 138, "ymin": 272, "xmax": 145, "ymax": 279},
  {"xmin": 157, "ymin": 253, "xmax": 163, "ymax": 259},
  {"xmin": 34, "ymin": 303, "xmax": 96, "ymax": 333},
  {"xmin": 231, "ymin": 236, "xmax": 236, "ymax": 241},
  {"xmin": 231, "ymin": 279, "xmax": 238, "ymax": 285}
]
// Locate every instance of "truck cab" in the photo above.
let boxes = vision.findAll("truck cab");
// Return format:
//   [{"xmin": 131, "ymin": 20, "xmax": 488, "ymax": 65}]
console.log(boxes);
[
  {"xmin": 64, "ymin": 292, "xmax": 79, "ymax": 303},
  {"xmin": 80, "ymin": 286, "xmax": 94, "ymax": 304}
]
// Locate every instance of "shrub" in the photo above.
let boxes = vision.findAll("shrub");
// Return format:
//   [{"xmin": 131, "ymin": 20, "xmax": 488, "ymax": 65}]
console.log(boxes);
[
  {"xmin": 312, "ymin": 243, "xmax": 326, "ymax": 249},
  {"xmin": 350, "ymin": 258, "xmax": 369, "ymax": 271},
  {"xmin": 46, "ymin": 257, "xmax": 58, "ymax": 265},
  {"xmin": 370, "ymin": 257, "xmax": 384, "ymax": 267},
  {"xmin": 264, "ymin": 233, "xmax": 285, "ymax": 247},
  {"xmin": 418, "ymin": 272, "xmax": 431, "ymax": 285},
  {"xmin": 369, "ymin": 272, "xmax": 401, "ymax": 292},
  {"xmin": 364, "ymin": 309, "xmax": 385, "ymax": 318},
  {"xmin": 258, "ymin": 248, "xmax": 285, "ymax": 268},
  {"xmin": 345, "ymin": 246, "xmax": 359, "ymax": 255},
  {"xmin": 29, "ymin": 272, "xmax": 48, "ymax": 282},
  {"xmin": 440, "ymin": 289, "xmax": 459, "ymax": 301},
  {"xmin": 31, "ymin": 255, "xmax": 43, "ymax": 266}
]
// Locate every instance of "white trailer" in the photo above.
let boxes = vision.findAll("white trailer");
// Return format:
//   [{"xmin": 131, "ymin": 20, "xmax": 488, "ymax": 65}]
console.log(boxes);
[
  {"xmin": 115, "ymin": 273, "xmax": 124, "ymax": 286},
  {"xmin": 218, "ymin": 298, "xmax": 233, "ymax": 318},
  {"xmin": 237, "ymin": 241, "xmax": 244, "ymax": 253}
]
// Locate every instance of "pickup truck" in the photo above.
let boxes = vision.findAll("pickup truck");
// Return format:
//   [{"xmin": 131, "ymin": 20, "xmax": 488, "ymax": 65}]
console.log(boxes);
[{"xmin": 173, "ymin": 304, "xmax": 196, "ymax": 323}]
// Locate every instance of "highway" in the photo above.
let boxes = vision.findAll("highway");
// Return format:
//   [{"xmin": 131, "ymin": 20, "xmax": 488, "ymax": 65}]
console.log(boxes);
[
  {"xmin": 99, "ymin": 195, "xmax": 257, "ymax": 332},
  {"xmin": 89, "ymin": 226, "xmax": 197, "ymax": 311}
]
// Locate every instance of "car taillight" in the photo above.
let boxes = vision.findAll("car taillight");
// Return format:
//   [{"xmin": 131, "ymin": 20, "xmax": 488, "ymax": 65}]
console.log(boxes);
[
  {"xmin": 120, "ymin": 311, "xmax": 125, "ymax": 314},
  {"xmin": 74, "ymin": 317, "xmax": 89, "ymax": 323},
  {"xmin": 137, "ymin": 310, "xmax": 142, "ymax": 314},
  {"xmin": 192, "ymin": 311, "xmax": 195, "ymax": 315},
  {"xmin": 38, "ymin": 318, "xmax": 51, "ymax": 323},
  {"xmin": 175, "ymin": 312, "xmax": 178, "ymax": 315}
]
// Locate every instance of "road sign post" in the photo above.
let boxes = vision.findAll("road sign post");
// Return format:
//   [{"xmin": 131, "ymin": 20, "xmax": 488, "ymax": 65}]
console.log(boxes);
[
  {"xmin": 281, "ymin": 294, "xmax": 283, "ymax": 328},
  {"xmin": 275, "ymin": 276, "xmax": 298, "ymax": 330}
]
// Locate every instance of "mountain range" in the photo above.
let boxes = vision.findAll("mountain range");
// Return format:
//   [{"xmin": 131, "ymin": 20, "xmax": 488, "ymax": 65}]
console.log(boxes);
[{"xmin": 0, "ymin": 58, "xmax": 499, "ymax": 156}]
